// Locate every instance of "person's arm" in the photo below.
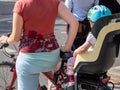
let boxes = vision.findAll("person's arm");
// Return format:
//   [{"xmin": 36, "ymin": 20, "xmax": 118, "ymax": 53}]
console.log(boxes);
[
  {"xmin": 64, "ymin": 0, "xmax": 73, "ymax": 11},
  {"xmin": 73, "ymin": 41, "xmax": 92, "ymax": 58},
  {"xmin": 65, "ymin": 0, "xmax": 73, "ymax": 35},
  {"xmin": 7, "ymin": 13, "xmax": 23, "ymax": 44},
  {"xmin": 73, "ymin": 33, "xmax": 96, "ymax": 58},
  {"xmin": 0, "ymin": 13, "xmax": 23, "ymax": 44},
  {"xmin": 58, "ymin": 2, "xmax": 78, "ymax": 52}
]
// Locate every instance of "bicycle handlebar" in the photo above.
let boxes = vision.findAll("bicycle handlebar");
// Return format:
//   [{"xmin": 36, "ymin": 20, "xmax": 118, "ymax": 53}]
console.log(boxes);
[
  {"xmin": 60, "ymin": 50, "xmax": 73, "ymax": 59},
  {"xmin": 0, "ymin": 32, "xmax": 72, "ymax": 60},
  {"xmin": 0, "ymin": 32, "xmax": 11, "ymax": 48},
  {"xmin": 0, "ymin": 32, "xmax": 10, "ymax": 48},
  {"xmin": 0, "ymin": 43, "xmax": 15, "ymax": 59},
  {"xmin": 0, "ymin": 33, "xmax": 16, "ymax": 58},
  {"xmin": 0, "ymin": 43, "xmax": 9, "ymax": 49},
  {"xmin": 0, "ymin": 45, "xmax": 73, "ymax": 61}
]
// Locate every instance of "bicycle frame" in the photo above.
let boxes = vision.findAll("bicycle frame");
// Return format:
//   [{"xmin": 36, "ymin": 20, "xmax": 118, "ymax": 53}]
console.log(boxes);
[
  {"xmin": 7, "ymin": 66, "xmax": 62, "ymax": 90},
  {"xmin": 0, "ymin": 44, "xmax": 115, "ymax": 90},
  {"xmin": 7, "ymin": 66, "xmax": 16, "ymax": 90},
  {"xmin": 0, "ymin": 44, "xmax": 65, "ymax": 90}
]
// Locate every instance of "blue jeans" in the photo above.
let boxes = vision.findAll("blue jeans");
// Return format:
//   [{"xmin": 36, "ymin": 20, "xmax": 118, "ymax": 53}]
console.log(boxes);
[{"xmin": 16, "ymin": 48, "xmax": 60, "ymax": 90}]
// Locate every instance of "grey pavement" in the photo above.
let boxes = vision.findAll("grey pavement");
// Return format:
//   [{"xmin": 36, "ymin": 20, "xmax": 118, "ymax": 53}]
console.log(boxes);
[{"xmin": 0, "ymin": 0, "xmax": 120, "ymax": 90}]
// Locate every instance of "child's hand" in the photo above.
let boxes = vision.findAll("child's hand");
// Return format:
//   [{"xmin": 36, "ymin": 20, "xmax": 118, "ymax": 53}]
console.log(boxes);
[
  {"xmin": 73, "ymin": 42, "xmax": 92, "ymax": 58},
  {"xmin": 73, "ymin": 49, "xmax": 79, "ymax": 58},
  {"xmin": 73, "ymin": 45, "xmax": 87, "ymax": 58}
]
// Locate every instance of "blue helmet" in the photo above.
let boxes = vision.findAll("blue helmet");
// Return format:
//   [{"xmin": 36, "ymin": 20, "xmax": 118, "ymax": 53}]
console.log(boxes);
[{"xmin": 87, "ymin": 5, "xmax": 112, "ymax": 22}]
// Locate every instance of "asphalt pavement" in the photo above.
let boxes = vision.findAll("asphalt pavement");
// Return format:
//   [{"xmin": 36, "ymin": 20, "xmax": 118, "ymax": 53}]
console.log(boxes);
[{"xmin": 0, "ymin": 0, "xmax": 120, "ymax": 90}]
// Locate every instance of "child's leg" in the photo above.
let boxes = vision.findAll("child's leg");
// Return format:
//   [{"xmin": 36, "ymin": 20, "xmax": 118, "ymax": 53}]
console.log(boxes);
[
  {"xmin": 47, "ymin": 58, "xmax": 62, "ymax": 90},
  {"xmin": 67, "ymin": 57, "xmax": 75, "ymax": 76},
  {"xmin": 66, "ymin": 57, "xmax": 76, "ymax": 83},
  {"xmin": 53, "ymin": 58, "xmax": 62, "ymax": 72},
  {"xmin": 48, "ymin": 80, "xmax": 56, "ymax": 90}
]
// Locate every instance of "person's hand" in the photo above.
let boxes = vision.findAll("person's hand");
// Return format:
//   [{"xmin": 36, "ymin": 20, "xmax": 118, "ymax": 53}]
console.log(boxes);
[
  {"xmin": 73, "ymin": 42, "xmax": 92, "ymax": 58},
  {"xmin": 60, "ymin": 45, "xmax": 71, "ymax": 52},
  {"xmin": 73, "ymin": 47, "xmax": 84, "ymax": 58},
  {"xmin": 0, "ymin": 35, "xmax": 8, "ymax": 44},
  {"xmin": 73, "ymin": 50, "xmax": 79, "ymax": 58}
]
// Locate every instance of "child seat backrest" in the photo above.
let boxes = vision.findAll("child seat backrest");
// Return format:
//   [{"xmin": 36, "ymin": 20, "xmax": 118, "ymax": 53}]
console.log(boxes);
[{"xmin": 74, "ymin": 13, "xmax": 120, "ymax": 74}]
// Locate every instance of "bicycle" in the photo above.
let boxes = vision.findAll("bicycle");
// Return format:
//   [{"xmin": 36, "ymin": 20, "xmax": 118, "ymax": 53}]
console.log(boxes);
[
  {"xmin": 0, "ymin": 43, "xmax": 115, "ymax": 90},
  {"xmin": 0, "ymin": 13, "xmax": 120, "ymax": 90},
  {"xmin": 0, "ymin": 43, "xmax": 72, "ymax": 90},
  {"xmin": 0, "ymin": 43, "xmax": 17, "ymax": 90}
]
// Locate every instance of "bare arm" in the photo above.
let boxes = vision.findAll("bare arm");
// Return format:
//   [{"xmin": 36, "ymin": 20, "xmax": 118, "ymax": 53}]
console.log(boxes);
[
  {"xmin": 58, "ymin": 2, "xmax": 78, "ymax": 52},
  {"xmin": 0, "ymin": 13, "xmax": 23, "ymax": 44},
  {"xmin": 73, "ymin": 41, "xmax": 92, "ymax": 58},
  {"xmin": 7, "ymin": 13, "xmax": 23, "ymax": 44}
]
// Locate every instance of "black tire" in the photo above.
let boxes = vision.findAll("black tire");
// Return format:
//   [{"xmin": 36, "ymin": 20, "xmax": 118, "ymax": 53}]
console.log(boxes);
[
  {"xmin": 0, "ymin": 62, "xmax": 17, "ymax": 90},
  {"xmin": 102, "ymin": 84, "xmax": 112, "ymax": 90}
]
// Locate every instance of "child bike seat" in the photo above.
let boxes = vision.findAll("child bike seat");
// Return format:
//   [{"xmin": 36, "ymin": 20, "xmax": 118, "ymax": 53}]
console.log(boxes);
[{"xmin": 74, "ymin": 13, "xmax": 120, "ymax": 75}]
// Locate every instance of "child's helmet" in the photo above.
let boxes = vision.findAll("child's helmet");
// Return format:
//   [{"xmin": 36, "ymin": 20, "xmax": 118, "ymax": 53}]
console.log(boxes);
[{"xmin": 87, "ymin": 5, "xmax": 112, "ymax": 22}]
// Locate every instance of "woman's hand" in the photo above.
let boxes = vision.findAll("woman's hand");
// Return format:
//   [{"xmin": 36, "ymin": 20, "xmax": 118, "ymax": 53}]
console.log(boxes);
[
  {"xmin": 0, "ymin": 35, "xmax": 8, "ymax": 44},
  {"xmin": 60, "ymin": 45, "xmax": 71, "ymax": 52}
]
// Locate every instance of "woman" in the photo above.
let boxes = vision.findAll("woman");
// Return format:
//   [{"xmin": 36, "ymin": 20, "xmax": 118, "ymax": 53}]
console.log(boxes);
[{"xmin": 0, "ymin": 0, "xmax": 78, "ymax": 90}]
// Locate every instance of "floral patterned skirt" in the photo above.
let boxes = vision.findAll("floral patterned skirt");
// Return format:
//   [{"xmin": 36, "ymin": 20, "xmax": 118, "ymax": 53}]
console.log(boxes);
[{"xmin": 19, "ymin": 31, "xmax": 59, "ymax": 53}]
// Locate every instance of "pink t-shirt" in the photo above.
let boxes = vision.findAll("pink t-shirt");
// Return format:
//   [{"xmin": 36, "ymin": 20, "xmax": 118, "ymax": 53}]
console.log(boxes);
[{"xmin": 13, "ymin": 0, "xmax": 60, "ymax": 38}]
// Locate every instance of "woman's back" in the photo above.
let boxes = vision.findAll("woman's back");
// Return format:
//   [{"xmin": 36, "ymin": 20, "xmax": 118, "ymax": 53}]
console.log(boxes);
[{"xmin": 13, "ymin": 0, "xmax": 60, "ymax": 37}]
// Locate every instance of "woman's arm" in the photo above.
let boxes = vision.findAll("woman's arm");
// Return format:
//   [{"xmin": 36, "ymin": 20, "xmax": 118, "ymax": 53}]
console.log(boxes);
[
  {"xmin": 0, "ymin": 13, "xmax": 23, "ymax": 44},
  {"xmin": 7, "ymin": 13, "xmax": 23, "ymax": 44},
  {"xmin": 64, "ymin": 0, "xmax": 73, "ymax": 11},
  {"xmin": 58, "ymin": 2, "xmax": 78, "ymax": 52}
]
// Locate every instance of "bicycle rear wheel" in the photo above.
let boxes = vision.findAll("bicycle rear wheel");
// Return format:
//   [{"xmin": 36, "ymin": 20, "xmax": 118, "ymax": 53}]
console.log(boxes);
[{"xmin": 0, "ymin": 61, "xmax": 17, "ymax": 90}]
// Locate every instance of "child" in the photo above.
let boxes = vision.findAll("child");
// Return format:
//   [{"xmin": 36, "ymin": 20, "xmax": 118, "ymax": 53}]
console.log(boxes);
[{"xmin": 66, "ymin": 5, "xmax": 112, "ymax": 85}]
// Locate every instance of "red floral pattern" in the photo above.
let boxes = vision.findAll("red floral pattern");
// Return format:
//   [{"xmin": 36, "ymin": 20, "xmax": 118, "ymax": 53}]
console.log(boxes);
[{"xmin": 19, "ymin": 31, "xmax": 59, "ymax": 52}]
